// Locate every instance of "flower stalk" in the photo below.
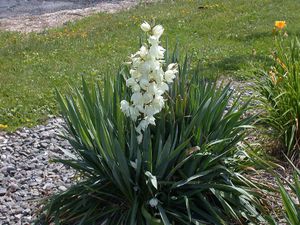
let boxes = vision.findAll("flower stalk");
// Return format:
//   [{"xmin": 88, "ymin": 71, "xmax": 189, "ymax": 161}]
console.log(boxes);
[{"xmin": 120, "ymin": 21, "xmax": 178, "ymax": 143}]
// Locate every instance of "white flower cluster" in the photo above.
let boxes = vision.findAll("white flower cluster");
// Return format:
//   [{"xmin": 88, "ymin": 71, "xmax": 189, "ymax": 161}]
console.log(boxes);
[{"xmin": 120, "ymin": 21, "xmax": 178, "ymax": 143}]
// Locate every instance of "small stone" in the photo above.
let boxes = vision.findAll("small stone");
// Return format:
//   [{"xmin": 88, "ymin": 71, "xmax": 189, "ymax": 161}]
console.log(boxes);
[
  {"xmin": 58, "ymin": 185, "xmax": 67, "ymax": 191},
  {"xmin": 0, "ymin": 188, "xmax": 7, "ymax": 196},
  {"xmin": 41, "ymin": 131, "xmax": 52, "ymax": 138},
  {"xmin": 49, "ymin": 144, "xmax": 55, "ymax": 151},
  {"xmin": 52, "ymin": 168, "xmax": 59, "ymax": 173},
  {"xmin": 23, "ymin": 215, "xmax": 32, "ymax": 222},
  {"xmin": 29, "ymin": 164, "xmax": 36, "ymax": 170},
  {"xmin": 43, "ymin": 183, "xmax": 54, "ymax": 190},
  {"xmin": 35, "ymin": 177, "xmax": 43, "ymax": 184},
  {"xmin": 31, "ymin": 190, "xmax": 40, "ymax": 197},
  {"xmin": 8, "ymin": 183, "xmax": 19, "ymax": 193},
  {"xmin": 19, "ymin": 164, "xmax": 29, "ymax": 170},
  {"xmin": 14, "ymin": 173, "xmax": 23, "ymax": 180},
  {"xmin": 6, "ymin": 146, "xmax": 13, "ymax": 151},
  {"xmin": 40, "ymin": 142, "xmax": 48, "ymax": 148},
  {"xmin": 23, "ymin": 208, "xmax": 31, "ymax": 216},
  {"xmin": 6, "ymin": 166, "xmax": 16, "ymax": 176},
  {"xmin": 29, "ymin": 181, "xmax": 38, "ymax": 187},
  {"xmin": 19, "ymin": 133, "xmax": 28, "ymax": 138},
  {"xmin": 18, "ymin": 190, "xmax": 26, "ymax": 197},
  {"xmin": 20, "ymin": 184, "xmax": 29, "ymax": 189},
  {"xmin": 14, "ymin": 214, "xmax": 22, "ymax": 219}
]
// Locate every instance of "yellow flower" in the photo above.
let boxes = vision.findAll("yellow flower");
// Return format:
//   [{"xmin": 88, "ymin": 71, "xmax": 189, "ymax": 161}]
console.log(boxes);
[
  {"xmin": 0, "ymin": 124, "xmax": 8, "ymax": 129},
  {"xmin": 276, "ymin": 57, "xmax": 287, "ymax": 71},
  {"xmin": 268, "ymin": 70, "xmax": 277, "ymax": 84},
  {"xmin": 275, "ymin": 21, "xmax": 286, "ymax": 29}
]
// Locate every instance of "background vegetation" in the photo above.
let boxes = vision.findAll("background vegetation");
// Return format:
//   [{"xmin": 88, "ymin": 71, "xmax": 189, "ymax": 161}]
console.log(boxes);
[
  {"xmin": 255, "ymin": 36, "xmax": 300, "ymax": 160},
  {"xmin": 1, "ymin": 0, "xmax": 300, "ymax": 130}
]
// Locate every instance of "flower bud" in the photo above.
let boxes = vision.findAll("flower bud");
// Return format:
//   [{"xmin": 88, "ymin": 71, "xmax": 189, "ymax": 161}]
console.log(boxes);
[
  {"xmin": 141, "ymin": 21, "xmax": 151, "ymax": 32},
  {"xmin": 152, "ymin": 25, "xmax": 164, "ymax": 38},
  {"xmin": 149, "ymin": 198, "xmax": 158, "ymax": 207}
]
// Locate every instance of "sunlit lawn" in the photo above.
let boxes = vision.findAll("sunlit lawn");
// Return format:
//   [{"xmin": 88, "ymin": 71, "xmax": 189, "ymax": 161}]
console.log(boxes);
[{"xmin": 1, "ymin": 0, "xmax": 300, "ymax": 130}]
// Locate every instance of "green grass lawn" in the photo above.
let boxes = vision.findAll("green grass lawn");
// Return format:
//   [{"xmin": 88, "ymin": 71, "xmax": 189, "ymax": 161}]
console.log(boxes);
[{"xmin": 1, "ymin": 0, "xmax": 300, "ymax": 131}]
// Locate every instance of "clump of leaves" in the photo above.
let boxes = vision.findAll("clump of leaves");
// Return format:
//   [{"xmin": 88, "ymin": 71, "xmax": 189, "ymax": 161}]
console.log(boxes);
[
  {"xmin": 36, "ymin": 47, "xmax": 267, "ymax": 225},
  {"xmin": 266, "ymin": 157, "xmax": 300, "ymax": 225},
  {"xmin": 255, "ymin": 37, "xmax": 300, "ymax": 160}
]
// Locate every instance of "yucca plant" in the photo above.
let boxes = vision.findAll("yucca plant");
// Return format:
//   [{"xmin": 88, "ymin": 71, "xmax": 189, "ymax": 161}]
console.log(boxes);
[
  {"xmin": 255, "ymin": 36, "xmax": 300, "ymax": 160},
  {"xmin": 36, "ymin": 23, "xmax": 267, "ymax": 225}
]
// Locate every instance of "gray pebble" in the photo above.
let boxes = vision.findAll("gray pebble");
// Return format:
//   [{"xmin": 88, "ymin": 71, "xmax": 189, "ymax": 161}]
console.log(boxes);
[
  {"xmin": 43, "ymin": 183, "xmax": 55, "ymax": 190},
  {"xmin": 8, "ymin": 183, "xmax": 19, "ymax": 193},
  {"xmin": 0, "ymin": 188, "xmax": 7, "ymax": 196},
  {"xmin": 58, "ymin": 185, "xmax": 67, "ymax": 191}
]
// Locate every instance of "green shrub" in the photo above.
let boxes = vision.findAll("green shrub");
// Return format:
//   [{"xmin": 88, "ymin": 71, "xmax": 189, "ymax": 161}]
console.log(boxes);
[
  {"xmin": 36, "ymin": 25, "xmax": 267, "ymax": 225},
  {"xmin": 255, "ymin": 37, "xmax": 300, "ymax": 160}
]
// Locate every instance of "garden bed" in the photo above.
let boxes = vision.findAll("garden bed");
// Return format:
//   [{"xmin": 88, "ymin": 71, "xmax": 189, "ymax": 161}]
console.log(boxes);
[
  {"xmin": 0, "ymin": 80, "xmax": 293, "ymax": 224},
  {"xmin": 1, "ymin": 1, "xmax": 300, "ymax": 224}
]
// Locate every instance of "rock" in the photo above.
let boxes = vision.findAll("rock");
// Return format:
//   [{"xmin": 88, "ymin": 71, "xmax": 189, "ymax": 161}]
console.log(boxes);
[
  {"xmin": 8, "ymin": 183, "xmax": 19, "ymax": 193},
  {"xmin": 43, "ymin": 183, "xmax": 55, "ymax": 191},
  {"xmin": 40, "ymin": 142, "xmax": 48, "ymax": 148},
  {"xmin": 35, "ymin": 178, "xmax": 43, "ymax": 184},
  {"xmin": 30, "ymin": 189, "xmax": 40, "ymax": 197},
  {"xmin": 23, "ymin": 215, "xmax": 32, "ymax": 222},
  {"xmin": 58, "ymin": 185, "xmax": 67, "ymax": 192},
  {"xmin": 6, "ymin": 165, "xmax": 16, "ymax": 176},
  {"xmin": 14, "ymin": 214, "xmax": 22, "ymax": 219},
  {"xmin": 23, "ymin": 208, "xmax": 31, "ymax": 216},
  {"xmin": 0, "ymin": 188, "xmax": 7, "ymax": 196},
  {"xmin": 0, "ymin": 136, "xmax": 8, "ymax": 144},
  {"xmin": 3, "ymin": 169, "xmax": 16, "ymax": 177},
  {"xmin": 52, "ymin": 168, "xmax": 59, "ymax": 173}
]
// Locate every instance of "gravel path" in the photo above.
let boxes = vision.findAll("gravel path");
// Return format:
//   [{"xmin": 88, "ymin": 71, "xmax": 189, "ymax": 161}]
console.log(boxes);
[
  {"xmin": 0, "ymin": 117, "xmax": 74, "ymax": 225},
  {"xmin": 0, "ymin": 0, "xmax": 138, "ymax": 32}
]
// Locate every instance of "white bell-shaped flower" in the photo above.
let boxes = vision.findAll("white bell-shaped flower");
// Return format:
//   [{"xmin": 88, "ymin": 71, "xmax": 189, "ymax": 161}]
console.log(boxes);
[
  {"xmin": 139, "ymin": 45, "xmax": 148, "ymax": 59},
  {"xmin": 129, "ymin": 106, "xmax": 140, "ymax": 121},
  {"xmin": 120, "ymin": 100, "xmax": 130, "ymax": 116},
  {"xmin": 152, "ymin": 25, "xmax": 164, "ymax": 39},
  {"xmin": 165, "ymin": 70, "xmax": 176, "ymax": 83},
  {"xmin": 131, "ymin": 92, "xmax": 144, "ymax": 106},
  {"xmin": 120, "ymin": 21, "xmax": 178, "ymax": 143},
  {"xmin": 140, "ymin": 78, "xmax": 150, "ymax": 90},
  {"xmin": 141, "ymin": 21, "xmax": 151, "ymax": 32}
]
